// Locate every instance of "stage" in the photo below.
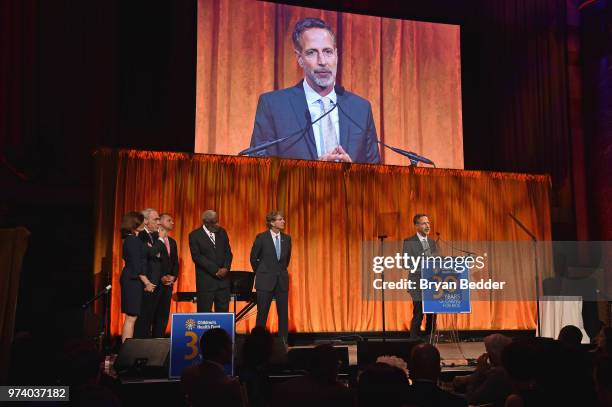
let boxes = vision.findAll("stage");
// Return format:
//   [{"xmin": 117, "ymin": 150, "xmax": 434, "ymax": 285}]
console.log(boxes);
[{"xmin": 93, "ymin": 148, "xmax": 552, "ymax": 337}]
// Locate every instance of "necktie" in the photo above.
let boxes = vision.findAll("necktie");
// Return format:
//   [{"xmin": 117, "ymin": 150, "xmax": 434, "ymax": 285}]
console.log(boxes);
[
  {"xmin": 421, "ymin": 238, "xmax": 431, "ymax": 255},
  {"xmin": 320, "ymin": 97, "xmax": 338, "ymax": 154},
  {"xmin": 209, "ymin": 231, "xmax": 215, "ymax": 245},
  {"xmin": 274, "ymin": 234, "xmax": 281, "ymax": 260},
  {"xmin": 164, "ymin": 237, "xmax": 171, "ymax": 255}
]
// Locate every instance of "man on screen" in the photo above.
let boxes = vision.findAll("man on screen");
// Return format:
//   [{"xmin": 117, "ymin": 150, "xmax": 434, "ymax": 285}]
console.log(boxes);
[
  {"xmin": 249, "ymin": 17, "xmax": 381, "ymax": 164},
  {"xmin": 403, "ymin": 213, "xmax": 437, "ymax": 340}
]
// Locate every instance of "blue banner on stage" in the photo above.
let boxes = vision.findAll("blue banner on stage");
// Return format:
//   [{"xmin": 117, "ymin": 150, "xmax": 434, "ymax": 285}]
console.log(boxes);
[
  {"xmin": 422, "ymin": 259, "xmax": 471, "ymax": 314},
  {"xmin": 169, "ymin": 312, "xmax": 235, "ymax": 378}
]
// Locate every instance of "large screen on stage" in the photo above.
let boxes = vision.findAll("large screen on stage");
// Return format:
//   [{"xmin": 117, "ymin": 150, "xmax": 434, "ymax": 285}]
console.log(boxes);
[{"xmin": 195, "ymin": 0, "xmax": 464, "ymax": 168}]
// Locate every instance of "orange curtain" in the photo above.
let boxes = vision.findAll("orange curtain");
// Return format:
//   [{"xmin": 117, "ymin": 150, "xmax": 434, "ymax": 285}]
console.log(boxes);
[
  {"xmin": 195, "ymin": 0, "xmax": 463, "ymax": 169},
  {"xmin": 94, "ymin": 149, "xmax": 552, "ymax": 335}
]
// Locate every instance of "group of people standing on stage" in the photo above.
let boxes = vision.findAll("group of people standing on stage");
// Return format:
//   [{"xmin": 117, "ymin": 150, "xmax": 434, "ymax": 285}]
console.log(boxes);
[
  {"xmin": 119, "ymin": 208, "xmax": 292, "ymax": 343},
  {"xmin": 119, "ymin": 209, "xmax": 178, "ymax": 343},
  {"xmin": 119, "ymin": 209, "xmax": 435, "ymax": 342}
]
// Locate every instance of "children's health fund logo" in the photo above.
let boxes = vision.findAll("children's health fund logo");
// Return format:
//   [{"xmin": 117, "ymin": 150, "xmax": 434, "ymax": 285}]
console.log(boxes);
[
  {"xmin": 370, "ymin": 253, "xmax": 507, "ymax": 291},
  {"xmin": 185, "ymin": 319, "xmax": 197, "ymax": 330}
]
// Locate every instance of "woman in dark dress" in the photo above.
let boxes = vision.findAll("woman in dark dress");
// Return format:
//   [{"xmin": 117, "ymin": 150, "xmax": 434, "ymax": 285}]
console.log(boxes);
[{"xmin": 120, "ymin": 211, "xmax": 157, "ymax": 343}]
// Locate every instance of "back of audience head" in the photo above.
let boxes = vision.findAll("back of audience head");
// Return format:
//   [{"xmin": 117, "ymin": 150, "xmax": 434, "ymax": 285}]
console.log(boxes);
[
  {"xmin": 501, "ymin": 340, "xmax": 537, "ymax": 388},
  {"xmin": 558, "ymin": 325, "xmax": 583, "ymax": 349},
  {"xmin": 308, "ymin": 344, "xmax": 341, "ymax": 383},
  {"xmin": 596, "ymin": 326, "xmax": 612, "ymax": 355},
  {"xmin": 60, "ymin": 339, "xmax": 102, "ymax": 386},
  {"xmin": 358, "ymin": 362, "xmax": 409, "ymax": 407},
  {"xmin": 242, "ymin": 326, "xmax": 274, "ymax": 368},
  {"xmin": 200, "ymin": 328, "xmax": 232, "ymax": 365},
  {"xmin": 484, "ymin": 333, "xmax": 512, "ymax": 366},
  {"xmin": 409, "ymin": 343, "xmax": 441, "ymax": 382}
]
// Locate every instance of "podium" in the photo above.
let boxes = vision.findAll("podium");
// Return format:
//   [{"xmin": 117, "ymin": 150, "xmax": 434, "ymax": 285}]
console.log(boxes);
[{"xmin": 422, "ymin": 258, "xmax": 471, "ymax": 349}]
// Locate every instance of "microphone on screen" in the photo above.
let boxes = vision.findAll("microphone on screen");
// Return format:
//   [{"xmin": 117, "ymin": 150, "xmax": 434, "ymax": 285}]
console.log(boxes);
[{"xmin": 334, "ymin": 100, "xmax": 435, "ymax": 167}]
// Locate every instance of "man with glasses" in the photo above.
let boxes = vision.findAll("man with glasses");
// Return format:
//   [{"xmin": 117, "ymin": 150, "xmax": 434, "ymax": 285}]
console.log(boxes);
[{"xmin": 249, "ymin": 17, "xmax": 380, "ymax": 164}]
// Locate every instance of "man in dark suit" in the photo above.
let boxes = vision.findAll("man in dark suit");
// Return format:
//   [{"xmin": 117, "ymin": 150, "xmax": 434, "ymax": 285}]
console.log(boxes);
[
  {"xmin": 152, "ymin": 213, "xmax": 179, "ymax": 337},
  {"xmin": 134, "ymin": 208, "xmax": 167, "ymax": 338},
  {"xmin": 407, "ymin": 343, "xmax": 467, "ymax": 407},
  {"xmin": 188, "ymin": 210, "xmax": 233, "ymax": 312},
  {"xmin": 403, "ymin": 213, "xmax": 438, "ymax": 340},
  {"xmin": 250, "ymin": 211, "xmax": 292, "ymax": 341},
  {"xmin": 249, "ymin": 17, "xmax": 380, "ymax": 164}
]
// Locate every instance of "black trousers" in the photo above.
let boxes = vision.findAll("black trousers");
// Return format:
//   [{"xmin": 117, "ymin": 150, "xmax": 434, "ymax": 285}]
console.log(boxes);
[
  {"xmin": 151, "ymin": 284, "xmax": 173, "ymax": 337},
  {"xmin": 134, "ymin": 288, "xmax": 162, "ymax": 338},
  {"xmin": 410, "ymin": 300, "xmax": 436, "ymax": 338},
  {"xmin": 256, "ymin": 283, "xmax": 288, "ymax": 340},
  {"xmin": 197, "ymin": 288, "xmax": 230, "ymax": 312}
]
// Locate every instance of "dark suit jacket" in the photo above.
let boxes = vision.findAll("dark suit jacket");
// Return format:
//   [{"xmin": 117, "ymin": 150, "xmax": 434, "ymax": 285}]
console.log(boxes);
[
  {"xmin": 249, "ymin": 81, "xmax": 381, "ymax": 164},
  {"xmin": 250, "ymin": 231, "xmax": 292, "ymax": 292},
  {"xmin": 138, "ymin": 230, "xmax": 165, "ymax": 285},
  {"xmin": 188, "ymin": 227, "xmax": 233, "ymax": 292},
  {"xmin": 408, "ymin": 381, "xmax": 467, "ymax": 407},
  {"xmin": 402, "ymin": 234, "xmax": 437, "ymax": 258},
  {"xmin": 159, "ymin": 235, "xmax": 179, "ymax": 278},
  {"xmin": 122, "ymin": 234, "xmax": 147, "ymax": 279},
  {"xmin": 403, "ymin": 234, "xmax": 438, "ymax": 298}
]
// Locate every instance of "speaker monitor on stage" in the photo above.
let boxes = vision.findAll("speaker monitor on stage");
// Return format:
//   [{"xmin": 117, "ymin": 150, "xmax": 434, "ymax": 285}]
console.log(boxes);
[{"xmin": 114, "ymin": 338, "xmax": 170, "ymax": 378}]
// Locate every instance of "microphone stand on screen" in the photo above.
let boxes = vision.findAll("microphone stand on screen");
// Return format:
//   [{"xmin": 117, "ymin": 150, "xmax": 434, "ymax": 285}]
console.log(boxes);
[
  {"xmin": 334, "ymin": 101, "xmax": 436, "ymax": 167},
  {"xmin": 241, "ymin": 99, "xmax": 436, "ymax": 168}
]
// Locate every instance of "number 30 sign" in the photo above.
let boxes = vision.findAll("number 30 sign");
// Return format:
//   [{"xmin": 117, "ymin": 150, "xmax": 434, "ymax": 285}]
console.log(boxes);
[{"xmin": 169, "ymin": 313, "xmax": 235, "ymax": 378}]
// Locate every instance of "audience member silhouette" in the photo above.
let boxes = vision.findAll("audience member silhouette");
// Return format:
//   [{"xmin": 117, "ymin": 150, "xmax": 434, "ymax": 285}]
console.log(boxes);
[
  {"xmin": 358, "ymin": 362, "xmax": 411, "ymax": 407},
  {"xmin": 453, "ymin": 333, "xmax": 512, "ymax": 407},
  {"xmin": 558, "ymin": 324, "xmax": 584, "ymax": 350},
  {"xmin": 181, "ymin": 328, "xmax": 245, "ymax": 407},
  {"xmin": 271, "ymin": 344, "xmax": 352, "ymax": 407},
  {"xmin": 407, "ymin": 343, "xmax": 466, "ymax": 407},
  {"xmin": 239, "ymin": 326, "xmax": 276, "ymax": 407}
]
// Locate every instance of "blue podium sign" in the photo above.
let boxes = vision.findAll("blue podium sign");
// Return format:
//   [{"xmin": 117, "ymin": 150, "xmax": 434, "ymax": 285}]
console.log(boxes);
[
  {"xmin": 422, "ymin": 259, "xmax": 471, "ymax": 314},
  {"xmin": 169, "ymin": 312, "xmax": 235, "ymax": 378}
]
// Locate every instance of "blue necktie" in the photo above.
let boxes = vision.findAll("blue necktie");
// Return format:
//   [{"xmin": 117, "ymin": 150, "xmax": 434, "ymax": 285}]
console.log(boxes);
[{"xmin": 274, "ymin": 235, "xmax": 281, "ymax": 260}]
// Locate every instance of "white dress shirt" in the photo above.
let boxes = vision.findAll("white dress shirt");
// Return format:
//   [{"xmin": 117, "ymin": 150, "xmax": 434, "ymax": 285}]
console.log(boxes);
[
  {"xmin": 303, "ymin": 79, "xmax": 340, "ymax": 157},
  {"xmin": 202, "ymin": 225, "xmax": 216, "ymax": 244}
]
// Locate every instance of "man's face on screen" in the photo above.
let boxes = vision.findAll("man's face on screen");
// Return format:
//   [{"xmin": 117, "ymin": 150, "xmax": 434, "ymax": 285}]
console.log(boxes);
[{"xmin": 296, "ymin": 28, "xmax": 337, "ymax": 91}]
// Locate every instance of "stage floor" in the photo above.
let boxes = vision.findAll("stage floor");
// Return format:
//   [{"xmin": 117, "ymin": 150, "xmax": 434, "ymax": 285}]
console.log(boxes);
[{"xmin": 290, "ymin": 340, "xmax": 484, "ymax": 370}]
